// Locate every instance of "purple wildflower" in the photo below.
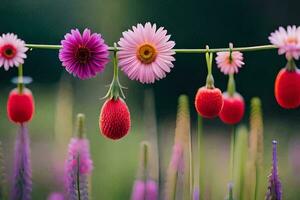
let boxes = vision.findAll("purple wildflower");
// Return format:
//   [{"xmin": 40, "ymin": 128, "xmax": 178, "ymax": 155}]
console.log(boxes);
[
  {"xmin": 11, "ymin": 124, "xmax": 32, "ymax": 200},
  {"xmin": 65, "ymin": 137, "xmax": 93, "ymax": 200},
  {"xmin": 47, "ymin": 192, "xmax": 64, "ymax": 200},
  {"xmin": 170, "ymin": 143, "xmax": 184, "ymax": 174},
  {"xmin": 266, "ymin": 140, "xmax": 282, "ymax": 200},
  {"xmin": 59, "ymin": 28, "xmax": 109, "ymax": 79},
  {"xmin": 193, "ymin": 187, "xmax": 199, "ymax": 200},
  {"xmin": 131, "ymin": 179, "xmax": 158, "ymax": 200},
  {"xmin": 131, "ymin": 180, "xmax": 145, "ymax": 200},
  {"xmin": 145, "ymin": 180, "xmax": 158, "ymax": 200}
]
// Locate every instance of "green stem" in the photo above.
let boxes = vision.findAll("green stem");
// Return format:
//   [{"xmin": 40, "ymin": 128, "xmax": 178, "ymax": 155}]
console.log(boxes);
[
  {"xmin": 103, "ymin": 43, "xmax": 125, "ymax": 100},
  {"xmin": 205, "ymin": 52, "xmax": 215, "ymax": 89},
  {"xmin": 230, "ymin": 126, "xmax": 236, "ymax": 182},
  {"xmin": 172, "ymin": 172, "xmax": 178, "ymax": 200},
  {"xmin": 286, "ymin": 59, "xmax": 297, "ymax": 71},
  {"xmin": 188, "ymin": 128, "xmax": 193, "ymax": 200},
  {"xmin": 76, "ymin": 113, "xmax": 85, "ymax": 138},
  {"xmin": 227, "ymin": 74, "xmax": 236, "ymax": 97},
  {"xmin": 142, "ymin": 142, "xmax": 149, "ymax": 180},
  {"xmin": 25, "ymin": 44, "xmax": 277, "ymax": 53},
  {"xmin": 197, "ymin": 115, "xmax": 203, "ymax": 200},
  {"xmin": 17, "ymin": 65, "xmax": 24, "ymax": 94}
]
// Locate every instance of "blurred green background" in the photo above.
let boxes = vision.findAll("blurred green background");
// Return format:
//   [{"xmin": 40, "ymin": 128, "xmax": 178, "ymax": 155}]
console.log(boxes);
[{"xmin": 1, "ymin": 0, "xmax": 300, "ymax": 199}]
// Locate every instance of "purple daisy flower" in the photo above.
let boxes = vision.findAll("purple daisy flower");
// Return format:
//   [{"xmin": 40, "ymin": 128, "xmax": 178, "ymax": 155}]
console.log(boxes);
[{"xmin": 59, "ymin": 28, "xmax": 109, "ymax": 79}]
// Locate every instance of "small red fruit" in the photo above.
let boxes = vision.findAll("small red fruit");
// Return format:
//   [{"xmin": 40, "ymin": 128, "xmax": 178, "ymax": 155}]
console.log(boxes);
[
  {"xmin": 275, "ymin": 68, "xmax": 300, "ymax": 109},
  {"xmin": 219, "ymin": 92, "xmax": 245, "ymax": 125},
  {"xmin": 195, "ymin": 86, "xmax": 224, "ymax": 118},
  {"xmin": 7, "ymin": 88, "xmax": 35, "ymax": 123},
  {"xmin": 99, "ymin": 98, "xmax": 131, "ymax": 140}
]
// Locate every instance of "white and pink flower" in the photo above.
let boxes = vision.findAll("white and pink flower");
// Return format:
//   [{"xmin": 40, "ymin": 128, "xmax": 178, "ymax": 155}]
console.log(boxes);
[
  {"xmin": 118, "ymin": 22, "xmax": 176, "ymax": 84},
  {"xmin": 216, "ymin": 47, "xmax": 244, "ymax": 75},
  {"xmin": 0, "ymin": 33, "xmax": 28, "ymax": 70},
  {"xmin": 269, "ymin": 25, "xmax": 300, "ymax": 60}
]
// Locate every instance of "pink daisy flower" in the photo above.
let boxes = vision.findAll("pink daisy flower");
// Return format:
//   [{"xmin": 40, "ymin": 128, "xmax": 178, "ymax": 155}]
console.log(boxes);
[
  {"xmin": 118, "ymin": 22, "xmax": 176, "ymax": 84},
  {"xmin": 59, "ymin": 28, "xmax": 109, "ymax": 79},
  {"xmin": 216, "ymin": 48, "xmax": 245, "ymax": 75},
  {"xmin": 269, "ymin": 25, "xmax": 300, "ymax": 60},
  {"xmin": 0, "ymin": 33, "xmax": 28, "ymax": 71}
]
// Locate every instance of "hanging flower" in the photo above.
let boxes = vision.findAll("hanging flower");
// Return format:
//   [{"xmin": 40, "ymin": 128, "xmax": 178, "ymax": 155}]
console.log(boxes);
[
  {"xmin": 269, "ymin": 25, "xmax": 300, "ymax": 60},
  {"xmin": 117, "ymin": 22, "xmax": 176, "ymax": 84},
  {"xmin": 59, "ymin": 28, "xmax": 109, "ymax": 79},
  {"xmin": 0, "ymin": 33, "xmax": 28, "ymax": 70},
  {"xmin": 216, "ymin": 49, "xmax": 244, "ymax": 74}
]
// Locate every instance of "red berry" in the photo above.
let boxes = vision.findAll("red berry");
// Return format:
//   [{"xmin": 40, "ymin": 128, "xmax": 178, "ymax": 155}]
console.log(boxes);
[
  {"xmin": 275, "ymin": 68, "xmax": 300, "ymax": 109},
  {"xmin": 219, "ymin": 92, "xmax": 245, "ymax": 125},
  {"xmin": 99, "ymin": 98, "xmax": 131, "ymax": 140},
  {"xmin": 7, "ymin": 88, "xmax": 35, "ymax": 123},
  {"xmin": 195, "ymin": 86, "xmax": 224, "ymax": 118}
]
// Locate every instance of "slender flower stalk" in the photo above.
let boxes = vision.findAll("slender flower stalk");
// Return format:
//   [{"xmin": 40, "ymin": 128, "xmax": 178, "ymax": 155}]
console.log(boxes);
[
  {"xmin": 165, "ymin": 95, "xmax": 192, "ymax": 200},
  {"xmin": 225, "ymin": 182, "xmax": 234, "ymax": 200},
  {"xmin": 11, "ymin": 123, "xmax": 32, "ymax": 200},
  {"xmin": 197, "ymin": 115, "xmax": 204, "ymax": 200},
  {"xmin": 143, "ymin": 90, "xmax": 159, "ymax": 183},
  {"xmin": 65, "ymin": 114, "xmax": 93, "ymax": 200},
  {"xmin": 266, "ymin": 140, "xmax": 282, "ymax": 200},
  {"xmin": 0, "ymin": 141, "xmax": 7, "ymax": 199},
  {"xmin": 246, "ymin": 97, "xmax": 264, "ymax": 200},
  {"xmin": 233, "ymin": 126, "xmax": 248, "ymax": 199},
  {"xmin": 131, "ymin": 142, "xmax": 158, "ymax": 200}
]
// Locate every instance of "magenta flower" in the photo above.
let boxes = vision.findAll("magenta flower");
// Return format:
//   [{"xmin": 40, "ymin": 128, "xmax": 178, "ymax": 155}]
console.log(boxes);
[
  {"xmin": 65, "ymin": 137, "xmax": 93, "ymax": 200},
  {"xmin": 118, "ymin": 22, "xmax": 176, "ymax": 84},
  {"xmin": 59, "ymin": 28, "xmax": 109, "ymax": 79},
  {"xmin": 0, "ymin": 33, "xmax": 28, "ymax": 70},
  {"xmin": 269, "ymin": 25, "xmax": 300, "ymax": 60},
  {"xmin": 216, "ymin": 45, "xmax": 244, "ymax": 75}
]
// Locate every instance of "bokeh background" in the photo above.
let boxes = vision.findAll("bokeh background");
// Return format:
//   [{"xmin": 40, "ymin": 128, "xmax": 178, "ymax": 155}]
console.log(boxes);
[{"xmin": 1, "ymin": 0, "xmax": 300, "ymax": 199}]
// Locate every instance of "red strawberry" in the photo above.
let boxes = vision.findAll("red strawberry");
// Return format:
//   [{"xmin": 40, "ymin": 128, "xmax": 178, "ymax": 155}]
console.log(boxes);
[
  {"xmin": 195, "ymin": 86, "xmax": 224, "ymax": 118},
  {"xmin": 219, "ymin": 92, "xmax": 245, "ymax": 125},
  {"xmin": 7, "ymin": 88, "xmax": 35, "ymax": 123},
  {"xmin": 99, "ymin": 98, "xmax": 131, "ymax": 140},
  {"xmin": 275, "ymin": 68, "xmax": 300, "ymax": 109}
]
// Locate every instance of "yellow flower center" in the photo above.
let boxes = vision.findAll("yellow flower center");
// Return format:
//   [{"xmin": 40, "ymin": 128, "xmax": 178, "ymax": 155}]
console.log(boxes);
[
  {"xmin": 137, "ymin": 43, "xmax": 157, "ymax": 64},
  {"xmin": 286, "ymin": 37, "xmax": 298, "ymax": 45}
]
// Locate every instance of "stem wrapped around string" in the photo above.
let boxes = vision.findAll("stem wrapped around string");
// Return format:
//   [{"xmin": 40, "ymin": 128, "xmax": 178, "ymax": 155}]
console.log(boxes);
[
  {"xmin": 205, "ymin": 46, "xmax": 215, "ymax": 89},
  {"xmin": 103, "ymin": 43, "xmax": 126, "ymax": 100}
]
